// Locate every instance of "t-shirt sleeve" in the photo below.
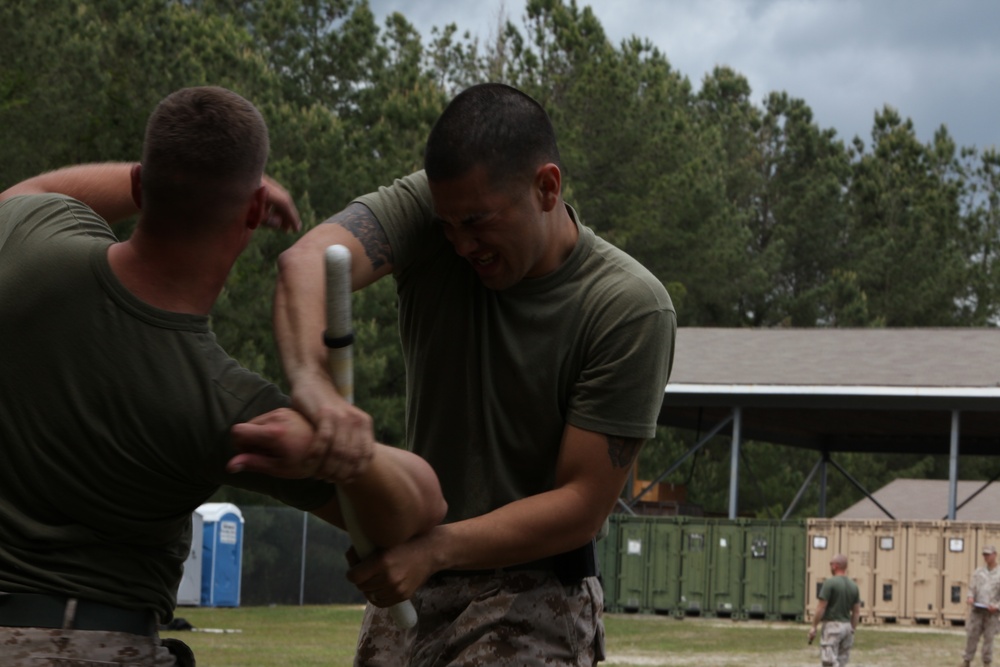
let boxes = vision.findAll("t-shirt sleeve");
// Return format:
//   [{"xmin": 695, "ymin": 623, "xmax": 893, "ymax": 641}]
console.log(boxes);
[
  {"xmin": 353, "ymin": 170, "xmax": 437, "ymax": 273},
  {"xmin": 0, "ymin": 194, "xmax": 117, "ymax": 252},
  {"xmin": 818, "ymin": 578, "xmax": 832, "ymax": 602},
  {"xmin": 568, "ymin": 274, "xmax": 676, "ymax": 440},
  {"xmin": 209, "ymin": 371, "xmax": 337, "ymax": 512}
]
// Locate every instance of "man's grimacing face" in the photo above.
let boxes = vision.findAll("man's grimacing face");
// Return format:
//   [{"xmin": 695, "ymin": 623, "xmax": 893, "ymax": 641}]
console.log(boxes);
[{"xmin": 429, "ymin": 165, "xmax": 557, "ymax": 291}]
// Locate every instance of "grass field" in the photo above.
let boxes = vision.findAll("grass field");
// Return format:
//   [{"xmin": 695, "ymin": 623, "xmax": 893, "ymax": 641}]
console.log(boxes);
[{"xmin": 162, "ymin": 605, "xmax": 970, "ymax": 666}]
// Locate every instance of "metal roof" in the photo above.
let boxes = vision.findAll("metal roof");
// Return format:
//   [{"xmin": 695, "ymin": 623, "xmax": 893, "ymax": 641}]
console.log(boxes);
[
  {"xmin": 835, "ymin": 479, "xmax": 1000, "ymax": 521},
  {"xmin": 658, "ymin": 328, "xmax": 1000, "ymax": 456},
  {"xmin": 668, "ymin": 327, "xmax": 1000, "ymax": 388}
]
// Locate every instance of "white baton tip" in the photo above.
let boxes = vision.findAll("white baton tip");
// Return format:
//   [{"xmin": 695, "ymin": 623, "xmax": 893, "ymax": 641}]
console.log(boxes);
[
  {"xmin": 325, "ymin": 244, "xmax": 351, "ymax": 267},
  {"xmin": 391, "ymin": 602, "xmax": 418, "ymax": 629}
]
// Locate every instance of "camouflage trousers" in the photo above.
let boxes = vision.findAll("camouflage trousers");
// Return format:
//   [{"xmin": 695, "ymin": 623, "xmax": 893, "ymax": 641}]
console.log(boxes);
[
  {"xmin": 0, "ymin": 627, "xmax": 193, "ymax": 666},
  {"xmin": 354, "ymin": 570, "xmax": 605, "ymax": 666},
  {"xmin": 819, "ymin": 620, "xmax": 854, "ymax": 667},
  {"xmin": 964, "ymin": 608, "xmax": 1000, "ymax": 664}
]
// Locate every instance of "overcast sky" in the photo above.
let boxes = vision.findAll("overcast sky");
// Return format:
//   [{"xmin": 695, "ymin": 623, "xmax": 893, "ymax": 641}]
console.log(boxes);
[{"xmin": 367, "ymin": 0, "xmax": 999, "ymax": 153}]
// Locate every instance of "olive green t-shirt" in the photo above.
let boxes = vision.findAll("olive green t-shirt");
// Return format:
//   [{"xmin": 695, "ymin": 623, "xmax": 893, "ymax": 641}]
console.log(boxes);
[
  {"xmin": 819, "ymin": 575, "xmax": 861, "ymax": 622},
  {"xmin": 0, "ymin": 194, "xmax": 335, "ymax": 621},
  {"xmin": 356, "ymin": 171, "xmax": 676, "ymax": 523}
]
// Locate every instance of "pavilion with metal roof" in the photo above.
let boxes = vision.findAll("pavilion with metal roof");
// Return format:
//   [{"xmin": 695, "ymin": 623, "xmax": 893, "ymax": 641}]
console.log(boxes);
[{"xmin": 627, "ymin": 327, "xmax": 1000, "ymax": 520}]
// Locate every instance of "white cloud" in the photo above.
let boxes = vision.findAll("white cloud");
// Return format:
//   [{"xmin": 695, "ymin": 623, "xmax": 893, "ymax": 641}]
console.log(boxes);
[{"xmin": 368, "ymin": 0, "xmax": 1000, "ymax": 151}]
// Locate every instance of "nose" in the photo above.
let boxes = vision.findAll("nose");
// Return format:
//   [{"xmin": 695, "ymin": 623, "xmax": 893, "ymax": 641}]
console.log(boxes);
[{"xmin": 447, "ymin": 227, "xmax": 479, "ymax": 257}]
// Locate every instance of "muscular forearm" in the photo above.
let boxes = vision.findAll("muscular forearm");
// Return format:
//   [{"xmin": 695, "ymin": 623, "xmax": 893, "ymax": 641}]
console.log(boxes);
[
  {"xmin": 424, "ymin": 484, "xmax": 607, "ymax": 573},
  {"xmin": 275, "ymin": 231, "xmax": 335, "ymax": 389},
  {"xmin": 421, "ymin": 426, "xmax": 634, "ymax": 572},
  {"xmin": 0, "ymin": 163, "xmax": 139, "ymax": 223},
  {"xmin": 334, "ymin": 444, "xmax": 447, "ymax": 547},
  {"xmin": 275, "ymin": 205, "xmax": 392, "ymax": 391},
  {"xmin": 812, "ymin": 600, "xmax": 828, "ymax": 629}
]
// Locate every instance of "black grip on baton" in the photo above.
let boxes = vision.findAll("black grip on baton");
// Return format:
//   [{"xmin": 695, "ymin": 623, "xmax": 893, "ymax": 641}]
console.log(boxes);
[{"xmin": 323, "ymin": 330, "xmax": 355, "ymax": 349}]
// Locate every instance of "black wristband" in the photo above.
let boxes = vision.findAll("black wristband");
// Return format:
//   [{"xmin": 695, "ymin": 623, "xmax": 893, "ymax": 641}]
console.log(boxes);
[{"xmin": 323, "ymin": 330, "xmax": 355, "ymax": 349}]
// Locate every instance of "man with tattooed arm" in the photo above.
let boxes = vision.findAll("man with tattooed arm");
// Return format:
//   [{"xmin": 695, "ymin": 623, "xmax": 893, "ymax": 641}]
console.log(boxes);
[{"xmin": 272, "ymin": 83, "xmax": 676, "ymax": 666}]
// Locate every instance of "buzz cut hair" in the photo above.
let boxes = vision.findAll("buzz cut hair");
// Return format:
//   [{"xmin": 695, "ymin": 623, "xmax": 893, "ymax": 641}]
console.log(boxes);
[
  {"xmin": 141, "ymin": 86, "xmax": 269, "ymax": 224},
  {"xmin": 424, "ymin": 83, "xmax": 561, "ymax": 189}
]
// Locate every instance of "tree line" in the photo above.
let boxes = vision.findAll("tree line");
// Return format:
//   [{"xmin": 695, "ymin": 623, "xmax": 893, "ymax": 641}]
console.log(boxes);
[{"xmin": 3, "ymin": 0, "xmax": 998, "ymax": 517}]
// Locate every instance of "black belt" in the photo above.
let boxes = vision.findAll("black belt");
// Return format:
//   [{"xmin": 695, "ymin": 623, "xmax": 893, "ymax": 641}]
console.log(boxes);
[
  {"xmin": 435, "ymin": 539, "xmax": 599, "ymax": 585},
  {"xmin": 436, "ymin": 556, "xmax": 556, "ymax": 578},
  {"xmin": 0, "ymin": 592, "xmax": 156, "ymax": 636}
]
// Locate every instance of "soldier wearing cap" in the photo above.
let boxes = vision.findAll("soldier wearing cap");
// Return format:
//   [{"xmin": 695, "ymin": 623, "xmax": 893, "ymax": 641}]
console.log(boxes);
[{"xmin": 962, "ymin": 544, "xmax": 1000, "ymax": 667}]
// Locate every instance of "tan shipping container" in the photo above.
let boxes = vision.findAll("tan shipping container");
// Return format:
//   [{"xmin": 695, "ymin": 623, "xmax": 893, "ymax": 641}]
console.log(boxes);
[
  {"xmin": 940, "ymin": 521, "xmax": 977, "ymax": 624},
  {"xmin": 870, "ymin": 519, "xmax": 907, "ymax": 621},
  {"xmin": 976, "ymin": 523, "xmax": 1000, "ymax": 560},
  {"xmin": 839, "ymin": 520, "xmax": 875, "ymax": 623},
  {"xmin": 805, "ymin": 519, "xmax": 839, "ymax": 622},
  {"xmin": 904, "ymin": 521, "xmax": 944, "ymax": 623}
]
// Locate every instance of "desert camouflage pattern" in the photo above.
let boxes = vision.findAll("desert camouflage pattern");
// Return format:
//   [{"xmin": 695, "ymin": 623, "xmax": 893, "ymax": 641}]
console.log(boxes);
[
  {"xmin": 964, "ymin": 607, "xmax": 1000, "ymax": 665},
  {"xmin": 0, "ymin": 627, "xmax": 193, "ymax": 666},
  {"xmin": 969, "ymin": 565, "xmax": 1000, "ymax": 607},
  {"xmin": 354, "ymin": 570, "xmax": 605, "ymax": 666},
  {"xmin": 818, "ymin": 620, "xmax": 854, "ymax": 667}
]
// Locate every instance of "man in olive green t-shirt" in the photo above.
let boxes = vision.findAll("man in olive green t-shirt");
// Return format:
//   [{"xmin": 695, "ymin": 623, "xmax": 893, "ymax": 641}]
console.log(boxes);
[
  {"xmin": 0, "ymin": 87, "xmax": 445, "ymax": 667},
  {"xmin": 808, "ymin": 554, "xmax": 861, "ymax": 666}
]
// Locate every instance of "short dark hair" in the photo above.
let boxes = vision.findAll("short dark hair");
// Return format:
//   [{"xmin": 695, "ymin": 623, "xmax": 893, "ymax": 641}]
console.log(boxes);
[
  {"xmin": 424, "ymin": 83, "xmax": 560, "ymax": 188},
  {"xmin": 141, "ymin": 86, "xmax": 269, "ymax": 225}
]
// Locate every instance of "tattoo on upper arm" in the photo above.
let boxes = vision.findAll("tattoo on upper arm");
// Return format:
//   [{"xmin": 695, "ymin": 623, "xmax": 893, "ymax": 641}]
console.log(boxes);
[
  {"xmin": 606, "ymin": 436, "xmax": 643, "ymax": 469},
  {"xmin": 333, "ymin": 203, "xmax": 393, "ymax": 270}
]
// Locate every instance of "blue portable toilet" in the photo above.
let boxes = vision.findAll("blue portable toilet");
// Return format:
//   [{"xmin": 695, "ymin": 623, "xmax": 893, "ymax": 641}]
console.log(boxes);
[{"xmin": 195, "ymin": 502, "xmax": 244, "ymax": 607}]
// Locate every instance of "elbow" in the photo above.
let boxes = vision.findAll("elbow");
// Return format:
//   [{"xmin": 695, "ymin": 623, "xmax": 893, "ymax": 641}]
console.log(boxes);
[
  {"xmin": 369, "ymin": 494, "xmax": 446, "ymax": 548},
  {"xmin": 414, "ymin": 465, "xmax": 448, "ymax": 533},
  {"xmin": 373, "ymin": 462, "xmax": 447, "ymax": 547},
  {"xmin": 276, "ymin": 240, "xmax": 311, "ymax": 283},
  {"xmin": 428, "ymin": 494, "xmax": 448, "ymax": 530}
]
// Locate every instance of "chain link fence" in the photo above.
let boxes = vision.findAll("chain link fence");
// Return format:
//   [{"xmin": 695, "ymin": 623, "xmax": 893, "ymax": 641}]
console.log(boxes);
[{"xmin": 239, "ymin": 506, "xmax": 365, "ymax": 606}]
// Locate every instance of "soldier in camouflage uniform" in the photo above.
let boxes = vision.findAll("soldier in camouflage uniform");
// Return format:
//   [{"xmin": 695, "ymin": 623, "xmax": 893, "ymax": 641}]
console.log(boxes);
[
  {"xmin": 808, "ymin": 554, "xmax": 861, "ymax": 667},
  {"xmin": 274, "ymin": 83, "xmax": 676, "ymax": 665},
  {"xmin": 962, "ymin": 545, "xmax": 1000, "ymax": 667}
]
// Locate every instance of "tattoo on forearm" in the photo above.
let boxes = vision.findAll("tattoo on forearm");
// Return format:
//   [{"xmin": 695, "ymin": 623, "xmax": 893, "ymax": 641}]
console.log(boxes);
[
  {"xmin": 606, "ymin": 436, "xmax": 643, "ymax": 469},
  {"xmin": 334, "ymin": 203, "xmax": 393, "ymax": 270}
]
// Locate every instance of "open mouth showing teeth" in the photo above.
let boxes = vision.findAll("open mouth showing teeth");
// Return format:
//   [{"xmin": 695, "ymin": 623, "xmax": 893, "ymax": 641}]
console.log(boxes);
[{"xmin": 476, "ymin": 253, "xmax": 496, "ymax": 265}]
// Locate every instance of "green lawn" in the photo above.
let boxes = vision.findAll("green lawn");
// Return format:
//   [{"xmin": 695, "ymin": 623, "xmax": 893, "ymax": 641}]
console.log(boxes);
[{"xmin": 163, "ymin": 605, "xmax": 967, "ymax": 666}]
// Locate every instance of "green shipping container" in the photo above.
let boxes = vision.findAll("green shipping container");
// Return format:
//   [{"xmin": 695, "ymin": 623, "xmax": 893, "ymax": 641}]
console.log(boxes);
[
  {"xmin": 741, "ymin": 519, "xmax": 775, "ymax": 619},
  {"xmin": 677, "ymin": 517, "xmax": 711, "ymax": 616},
  {"xmin": 596, "ymin": 514, "xmax": 621, "ymax": 613},
  {"xmin": 772, "ymin": 521, "xmax": 807, "ymax": 620},
  {"xmin": 616, "ymin": 516, "xmax": 651, "ymax": 612},
  {"xmin": 647, "ymin": 516, "xmax": 682, "ymax": 614},
  {"xmin": 709, "ymin": 520, "xmax": 743, "ymax": 617}
]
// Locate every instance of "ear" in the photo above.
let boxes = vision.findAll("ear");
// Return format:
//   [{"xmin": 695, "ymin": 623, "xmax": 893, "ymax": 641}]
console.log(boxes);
[
  {"xmin": 246, "ymin": 184, "xmax": 267, "ymax": 230},
  {"xmin": 535, "ymin": 163, "xmax": 562, "ymax": 213},
  {"xmin": 130, "ymin": 164, "xmax": 143, "ymax": 210}
]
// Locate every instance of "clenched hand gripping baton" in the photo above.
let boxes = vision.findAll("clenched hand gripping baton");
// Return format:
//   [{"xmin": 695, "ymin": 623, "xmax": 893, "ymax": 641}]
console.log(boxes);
[{"xmin": 324, "ymin": 244, "xmax": 418, "ymax": 630}]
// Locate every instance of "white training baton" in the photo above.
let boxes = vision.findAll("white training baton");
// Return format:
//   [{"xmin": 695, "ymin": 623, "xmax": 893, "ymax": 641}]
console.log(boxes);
[{"xmin": 324, "ymin": 244, "xmax": 418, "ymax": 630}]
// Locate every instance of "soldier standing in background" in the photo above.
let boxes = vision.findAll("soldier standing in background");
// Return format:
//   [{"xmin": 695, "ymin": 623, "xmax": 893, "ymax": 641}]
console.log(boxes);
[
  {"xmin": 808, "ymin": 554, "xmax": 861, "ymax": 667},
  {"xmin": 962, "ymin": 545, "xmax": 1000, "ymax": 667}
]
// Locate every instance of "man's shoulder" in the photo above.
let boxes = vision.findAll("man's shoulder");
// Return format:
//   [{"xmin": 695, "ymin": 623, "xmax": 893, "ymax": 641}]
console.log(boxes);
[
  {"xmin": 585, "ymin": 231, "xmax": 672, "ymax": 311},
  {"xmin": 1, "ymin": 192, "xmax": 109, "ymax": 237},
  {"xmin": 1, "ymin": 192, "xmax": 84, "ymax": 214}
]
